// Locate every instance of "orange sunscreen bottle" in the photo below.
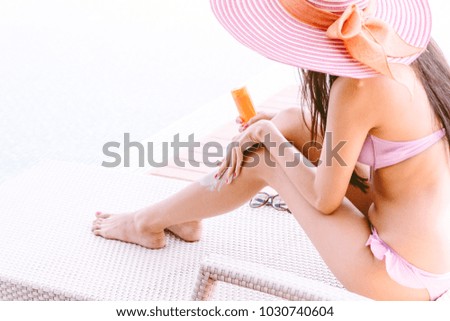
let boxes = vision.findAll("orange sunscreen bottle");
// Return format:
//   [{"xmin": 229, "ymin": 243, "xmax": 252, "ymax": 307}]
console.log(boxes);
[{"xmin": 231, "ymin": 86, "xmax": 256, "ymax": 123}]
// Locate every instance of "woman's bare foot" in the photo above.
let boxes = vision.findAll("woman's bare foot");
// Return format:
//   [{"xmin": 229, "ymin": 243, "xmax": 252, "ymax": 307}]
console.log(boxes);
[
  {"xmin": 92, "ymin": 211, "xmax": 166, "ymax": 249},
  {"xmin": 166, "ymin": 221, "xmax": 202, "ymax": 242}
]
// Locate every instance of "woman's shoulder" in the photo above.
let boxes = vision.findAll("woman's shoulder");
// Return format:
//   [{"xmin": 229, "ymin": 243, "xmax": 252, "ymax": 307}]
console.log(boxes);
[
  {"xmin": 334, "ymin": 64, "xmax": 417, "ymax": 95},
  {"xmin": 331, "ymin": 68, "xmax": 417, "ymax": 112},
  {"xmin": 329, "ymin": 76, "xmax": 390, "ymax": 112}
]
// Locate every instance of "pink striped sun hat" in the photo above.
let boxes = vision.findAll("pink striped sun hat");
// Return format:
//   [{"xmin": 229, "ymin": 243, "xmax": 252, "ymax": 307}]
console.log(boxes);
[{"xmin": 210, "ymin": 0, "xmax": 432, "ymax": 79}]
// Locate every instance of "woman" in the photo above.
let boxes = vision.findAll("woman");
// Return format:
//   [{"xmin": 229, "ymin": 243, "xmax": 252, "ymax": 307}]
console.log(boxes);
[{"xmin": 92, "ymin": 0, "xmax": 450, "ymax": 300}]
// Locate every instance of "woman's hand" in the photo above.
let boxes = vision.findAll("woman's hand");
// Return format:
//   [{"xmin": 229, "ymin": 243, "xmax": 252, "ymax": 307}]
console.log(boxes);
[
  {"xmin": 236, "ymin": 111, "xmax": 277, "ymax": 132},
  {"xmin": 216, "ymin": 119, "xmax": 280, "ymax": 184}
]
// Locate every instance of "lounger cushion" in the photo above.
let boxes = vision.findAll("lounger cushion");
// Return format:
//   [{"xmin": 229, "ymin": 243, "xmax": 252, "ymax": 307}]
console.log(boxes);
[{"xmin": 0, "ymin": 161, "xmax": 341, "ymax": 300}]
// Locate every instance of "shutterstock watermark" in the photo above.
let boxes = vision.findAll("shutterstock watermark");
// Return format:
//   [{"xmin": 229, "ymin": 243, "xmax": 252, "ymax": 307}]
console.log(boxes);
[{"xmin": 101, "ymin": 133, "xmax": 347, "ymax": 168}]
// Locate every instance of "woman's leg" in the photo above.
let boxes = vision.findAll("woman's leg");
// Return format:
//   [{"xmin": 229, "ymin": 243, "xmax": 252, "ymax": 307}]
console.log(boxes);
[
  {"xmin": 172, "ymin": 107, "xmax": 372, "ymax": 240},
  {"xmin": 250, "ymin": 147, "xmax": 429, "ymax": 300},
  {"xmin": 92, "ymin": 152, "xmax": 268, "ymax": 248},
  {"xmin": 91, "ymin": 107, "xmax": 428, "ymax": 299},
  {"xmin": 92, "ymin": 141, "xmax": 428, "ymax": 300},
  {"xmin": 92, "ymin": 107, "xmax": 372, "ymax": 246},
  {"xmin": 273, "ymin": 107, "xmax": 373, "ymax": 215}
]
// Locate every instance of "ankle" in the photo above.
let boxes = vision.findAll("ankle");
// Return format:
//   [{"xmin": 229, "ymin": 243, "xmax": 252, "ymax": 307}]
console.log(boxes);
[{"xmin": 134, "ymin": 207, "xmax": 165, "ymax": 234}]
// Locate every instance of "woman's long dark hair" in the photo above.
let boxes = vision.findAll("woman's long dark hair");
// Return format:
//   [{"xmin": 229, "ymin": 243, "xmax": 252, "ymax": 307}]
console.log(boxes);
[{"xmin": 299, "ymin": 38, "xmax": 450, "ymax": 193}]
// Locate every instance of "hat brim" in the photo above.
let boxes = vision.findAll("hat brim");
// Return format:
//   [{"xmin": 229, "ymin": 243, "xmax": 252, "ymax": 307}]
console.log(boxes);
[{"xmin": 210, "ymin": 0, "xmax": 432, "ymax": 78}]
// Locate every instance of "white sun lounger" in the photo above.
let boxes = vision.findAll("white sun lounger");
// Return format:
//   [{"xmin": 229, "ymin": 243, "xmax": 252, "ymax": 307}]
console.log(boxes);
[{"xmin": 2, "ymin": 161, "xmax": 444, "ymax": 301}]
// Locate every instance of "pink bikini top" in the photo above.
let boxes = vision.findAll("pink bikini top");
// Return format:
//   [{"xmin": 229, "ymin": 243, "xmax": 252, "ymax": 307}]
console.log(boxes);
[{"xmin": 358, "ymin": 129, "xmax": 446, "ymax": 170}]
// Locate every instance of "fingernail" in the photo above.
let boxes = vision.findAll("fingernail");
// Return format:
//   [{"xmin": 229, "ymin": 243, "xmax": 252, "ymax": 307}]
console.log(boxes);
[
  {"xmin": 96, "ymin": 211, "xmax": 101, "ymax": 215},
  {"xmin": 233, "ymin": 173, "xmax": 237, "ymax": 178}
]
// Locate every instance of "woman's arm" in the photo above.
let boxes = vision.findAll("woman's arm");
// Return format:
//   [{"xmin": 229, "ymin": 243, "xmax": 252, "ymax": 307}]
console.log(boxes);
[
  {"xmin": 256, "ymin": 78, "xmax": 379, "ymax": 214},
  {"xmin": 217, "ymin": 77, "xmax": 379, "ymax": 214}
]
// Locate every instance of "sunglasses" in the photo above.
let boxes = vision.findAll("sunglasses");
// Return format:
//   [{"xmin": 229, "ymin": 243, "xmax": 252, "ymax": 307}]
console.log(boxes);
[{"xmin": 249, "ymin": 192, "xmax": 291, "ymax": 214}]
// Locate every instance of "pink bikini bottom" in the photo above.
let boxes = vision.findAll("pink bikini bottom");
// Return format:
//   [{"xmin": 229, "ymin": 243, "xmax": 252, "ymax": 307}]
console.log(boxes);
[{"xmin": 366, "ymin": 227, "xmax": 450, "ymax": 300}]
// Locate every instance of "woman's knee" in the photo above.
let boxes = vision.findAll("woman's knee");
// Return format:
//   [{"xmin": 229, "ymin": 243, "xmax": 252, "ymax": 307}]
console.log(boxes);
[
  {"xmin": 271, "ymin": 107, "xmax": 321, "ymax": 164},
  {"xmin": 271, "ymin": 107, "xmax": 305, "ymax": 142}
]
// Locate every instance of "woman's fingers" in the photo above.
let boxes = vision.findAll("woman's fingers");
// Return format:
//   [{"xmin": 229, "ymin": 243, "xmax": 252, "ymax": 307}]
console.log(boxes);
[
  {"xmin": 234, "ymin": 144, "xmax": 244, "ymax": 178},
  {"xmin": 227, "ymin": 147, "xmax": 238, "ymax": 183},
  {"xmin": 216, "ymin": 141, "xmax": 244, "ymax": 184},
  {"xmin": 227, "ymin": 138, "xmax": 248, "ymax": 182},
  {"xmin": 236, "ymin": 113, "xmax": 259, "ymax": 130},
  {"xmin": 245, "ymin": 115, "xmax": 259, "ymax": 127},
  {"xmin": 216, "ymin": 155, "xmax": 228, "ymax": 180},
  {"xmin": 220, "ymin": 120, "xmax": 266, "ymax": 183},
  {"xmin": 240, "ymin": 123, "xmax": 250, "ymax": 132},
  {"xmin": 238, "ymin": 111, "xmax": 277, "ymax": 132},
  {"xmin": 216, "ymin": 138, "xmax": 235, "ymax": 181},
  {"xmin": 248, "ymin": 112, "xmax": 272, "ymax": 125}
]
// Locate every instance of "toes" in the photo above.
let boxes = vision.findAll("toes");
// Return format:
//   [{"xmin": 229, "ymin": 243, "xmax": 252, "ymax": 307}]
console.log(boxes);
[
  {"xmin": 93, "ymin": 229, "xmax": 104, "ymax": 237},
  {"xmin": 91, "ymin": 223, "xmax": 101, "ymax": 231},
  {"xmin": 95, "ymin": 211, "xmax": 111, "ymax": 219},
  {"xmin": 92, "ymin": 224, "xmax": 109, "ymax": 238},
  {"xmin": 92, "ymin": 217, "xmax": 108, "ymax": 227},
  {"xmin": 91, "ymin": 218, "xmax": 103, "ymax": 230},
  {"xmin": 92, "ymin": 217, "xmax": 107, "ymax": 232}
]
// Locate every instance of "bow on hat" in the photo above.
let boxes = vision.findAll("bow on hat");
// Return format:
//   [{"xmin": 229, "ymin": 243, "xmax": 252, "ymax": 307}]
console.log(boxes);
[{"xmin": 280, "ymin": 0, "xmax": 424, "ymax": 78}]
